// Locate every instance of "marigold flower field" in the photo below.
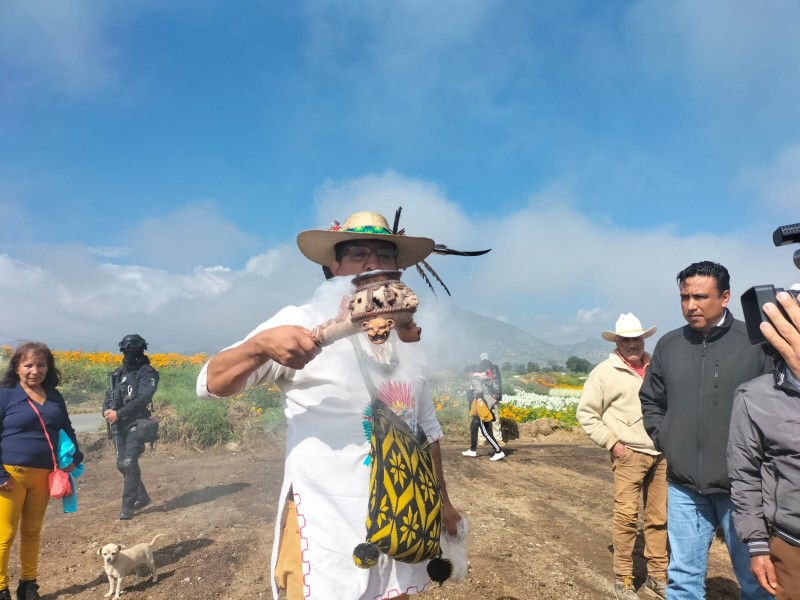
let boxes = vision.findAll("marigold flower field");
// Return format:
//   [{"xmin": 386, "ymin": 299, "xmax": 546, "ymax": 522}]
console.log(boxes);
[
  {"xmin": 431, "ymin": 385, "xmax": 580, "ymax": 428},
  {"xmin": 50, "ymin": 349, "xmax": 209, "ymax": 369},
  {"xmin": 1, "ymin": 347, "xmax": 582, "ymax": 434}
]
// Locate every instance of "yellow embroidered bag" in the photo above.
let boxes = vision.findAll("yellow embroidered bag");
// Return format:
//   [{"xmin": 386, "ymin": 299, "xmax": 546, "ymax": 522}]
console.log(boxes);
[{"xmin": 352, "ymin": 398, "xmax": 452, "ymax": 583}]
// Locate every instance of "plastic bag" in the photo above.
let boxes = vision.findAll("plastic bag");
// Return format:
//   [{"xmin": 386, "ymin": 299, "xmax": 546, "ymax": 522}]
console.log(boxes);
[
  {"xmin": 439, "ymin": 516, "xmax": 469, "ymax": 582},
  {"xmin": 48, "ymin": 468, "xmax": 72, "ymax": 499}
]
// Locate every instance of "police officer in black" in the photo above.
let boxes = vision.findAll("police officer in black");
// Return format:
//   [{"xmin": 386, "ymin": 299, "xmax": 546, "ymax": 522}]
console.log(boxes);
[{"xmin": 102, "ymin": 334, "xmax": 159, "ymax": 520}]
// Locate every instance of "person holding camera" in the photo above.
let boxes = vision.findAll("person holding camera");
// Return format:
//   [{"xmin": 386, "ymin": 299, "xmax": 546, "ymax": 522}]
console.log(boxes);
[
  {"xmin": 762, "ymin": 289, "xmax": 800, "ymax": 377},
  {"xmin": 102, "ymin": 334, "xmax": 159, "ymax": 521},
  {"xmin": 728, "ymin": 289, "xmax": 800, "ymax": 599},
  {"xmin": 640, "ymin": 261, "xmax": 772, "ymax": 600}
]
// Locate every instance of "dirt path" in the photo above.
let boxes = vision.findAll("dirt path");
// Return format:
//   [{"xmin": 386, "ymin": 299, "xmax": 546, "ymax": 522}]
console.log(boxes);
[{"xmin": 21, "ymin": 431, "xmax": 743, "ymax": 599}]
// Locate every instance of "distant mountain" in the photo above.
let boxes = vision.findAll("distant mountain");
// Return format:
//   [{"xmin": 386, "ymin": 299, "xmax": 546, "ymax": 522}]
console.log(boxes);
[{"xmin": 420, "ymin": 304, "xmax": 609, "ymax": 369}]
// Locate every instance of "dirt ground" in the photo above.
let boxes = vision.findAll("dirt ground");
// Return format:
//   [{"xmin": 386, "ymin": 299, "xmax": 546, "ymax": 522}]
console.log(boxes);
[{"xmin": 18, "ymin": 428, "xmax": 745, "ymax": 600}]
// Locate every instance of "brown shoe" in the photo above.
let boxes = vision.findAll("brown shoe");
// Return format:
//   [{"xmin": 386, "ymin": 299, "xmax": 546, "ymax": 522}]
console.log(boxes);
[
  {"xmin": 643, "ymin": 575, "xmax": 666, "ymax": 599},
  {"xmin": 614, "ymin": 575, "xmax": 639, "ymax": 600}
]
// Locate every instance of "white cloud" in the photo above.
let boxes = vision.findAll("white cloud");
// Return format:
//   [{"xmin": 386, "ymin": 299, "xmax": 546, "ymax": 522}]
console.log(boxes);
[
  {"xmin": 297, "ymin": 0, "xmax": 541, "ymax": 142},
  {"xmin": 312, "ymin": 171, "xmax": 473, "ymax": 244},
  {"xmin": 88, "ymin": 246, "xmax": 133, "ymax": 259},
  {"xmin": 0, "ymin": 247, "xmax": 319, "ymax": 353},
  {"xmin": 0, "ymin": 200, "xmax": 317, "ymax": 352},
  {"xmin": 0, "ymin": 172, "xmax": 793, "ymax": 354},
  {"xmin": 738, "ymin": 145, "xmax": 800, "ymax": 216},
  {"xmin": 125, "ymin": 200, "xmax": 261, "ymax": 271},
  {"xmin": 308, "ymin": 172, "xmax": 793, "ymax": 345},
  {"xmin": 576, "ymin": 307, "xmax": 607, "ymax": 325},
  {"xmin": 245, "ymin": 248, "xmax": 291, "ymax": 279},
  {"xmin": 0, "ymin": 1, "xmax": 121, "ymax": 96},
  {"xmin": 625, "ymin": 0, "xmax": 800, "ymax": 112}
]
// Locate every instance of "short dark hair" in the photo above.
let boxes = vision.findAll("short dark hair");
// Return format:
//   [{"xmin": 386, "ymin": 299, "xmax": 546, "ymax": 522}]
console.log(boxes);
[
  {"xmin": 676, "ymin": 261, "xmax": 730, "ymax": 295},
  {"xmin": 0, "ymin": 342, "xmax": 62, "ymax": 389}
]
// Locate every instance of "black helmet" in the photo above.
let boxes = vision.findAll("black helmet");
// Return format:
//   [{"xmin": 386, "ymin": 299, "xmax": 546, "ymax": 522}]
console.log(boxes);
[{"xmin": 119, "ymin": 334, "xmax": 148, "ymax": 352}]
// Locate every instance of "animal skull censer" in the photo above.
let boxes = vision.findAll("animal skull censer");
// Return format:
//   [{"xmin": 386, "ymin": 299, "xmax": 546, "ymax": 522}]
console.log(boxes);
[{"xmin": 310, "ymin": 270, "xmax": 422, "ymax": 347}]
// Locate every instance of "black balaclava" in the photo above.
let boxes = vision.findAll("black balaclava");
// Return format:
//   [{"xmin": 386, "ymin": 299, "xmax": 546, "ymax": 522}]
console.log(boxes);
[
  {"xmin": 119, "ymin": 334, "xmax": 149, "ymax": 369},
  {"xmin": 122, "ymin": 349, "xmax": 147, "ymax": 369}
]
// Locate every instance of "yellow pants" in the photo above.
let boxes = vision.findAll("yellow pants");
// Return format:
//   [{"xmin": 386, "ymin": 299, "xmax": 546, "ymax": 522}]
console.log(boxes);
[
  {"xmin": 0, "ymin": 465, "xmax": 50, "ymax": 589},
  {"xmin": 274, "ymin": 500, "xmax": 410, "ymax": 600}
]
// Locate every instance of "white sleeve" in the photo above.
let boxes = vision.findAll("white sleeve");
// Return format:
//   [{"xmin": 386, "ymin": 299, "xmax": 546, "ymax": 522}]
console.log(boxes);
[
  {"xmin": 416, "ymin": 375, "xmax": 444, "ymax": 443},
  {"xmin": 195, "ymin": 306, "xmax": 308, "ymax": 398}
]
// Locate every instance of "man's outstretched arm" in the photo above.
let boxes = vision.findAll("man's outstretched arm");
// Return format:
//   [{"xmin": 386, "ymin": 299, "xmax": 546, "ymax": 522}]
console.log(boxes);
[{"xmin": 203, "ymin": 325, "xmax": 320, "ymax": 397}]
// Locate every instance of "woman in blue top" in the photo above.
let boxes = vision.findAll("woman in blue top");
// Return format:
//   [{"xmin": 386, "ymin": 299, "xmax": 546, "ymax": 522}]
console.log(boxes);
[{"xmin": 0, "ymin": 343, "xmax": 83, "ymax": 600}]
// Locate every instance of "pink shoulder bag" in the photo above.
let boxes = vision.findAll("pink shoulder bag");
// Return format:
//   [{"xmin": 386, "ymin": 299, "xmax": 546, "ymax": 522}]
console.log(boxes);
[{"xmin": 27, "ymin": 399, "xmax": 72, "ymax": 499}]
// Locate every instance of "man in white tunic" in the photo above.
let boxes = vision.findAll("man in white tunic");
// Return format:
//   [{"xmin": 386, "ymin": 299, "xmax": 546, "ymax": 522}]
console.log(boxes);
[{"xmin": 197, "ymin": 211, "xmax": 461, "ymax": 600}]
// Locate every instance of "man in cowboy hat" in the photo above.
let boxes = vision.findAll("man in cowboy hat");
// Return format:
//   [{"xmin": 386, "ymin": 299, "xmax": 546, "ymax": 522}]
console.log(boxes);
[
  {"xmin": 196, "ymin": 211, "xmax": 461, "ymax": 600},
  {"xmin": 640, "ymin": 261, "xmax": 772, "ymax": 600},
  {"xmin": 577, "ymin": 313, "xmax": 667, "ymax": 599}
]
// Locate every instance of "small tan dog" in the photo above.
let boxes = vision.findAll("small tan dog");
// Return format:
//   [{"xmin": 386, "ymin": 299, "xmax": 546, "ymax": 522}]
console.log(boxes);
[{"xmin": 97, "ymin": 534, "xmax": 163, "ymax": 598}]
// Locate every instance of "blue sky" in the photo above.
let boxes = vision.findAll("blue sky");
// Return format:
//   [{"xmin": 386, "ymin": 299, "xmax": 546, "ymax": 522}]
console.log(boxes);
[{"xmin": 1, "ymin": 0, "xmax": 799, "ymax": 354}]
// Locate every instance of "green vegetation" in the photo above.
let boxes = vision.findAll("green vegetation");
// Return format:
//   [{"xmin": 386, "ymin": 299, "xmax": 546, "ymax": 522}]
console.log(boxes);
[
  {"xmin": 3, "ymin": 348, "xmax": 580, "ymax": 448},
  {"xmin": 58, "ymin": 361, "xmax": 110, "ymax": 406},
  {"xmin": 153, "ymin": 368, "xmax": 287, "ymax": 448},
  {"xmin": 501, "ymin": 361, "xmax": 541, "ymax": 375},
  {"xmin": 565, "ymin": 355, "xmax": 593, "ymax": 373}
]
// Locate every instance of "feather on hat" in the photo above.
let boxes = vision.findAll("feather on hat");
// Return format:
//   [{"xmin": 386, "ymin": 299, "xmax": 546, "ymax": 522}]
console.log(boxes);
[{"xmin": 297, "ymin": 207, "xmax": 491, "ymax": 295}]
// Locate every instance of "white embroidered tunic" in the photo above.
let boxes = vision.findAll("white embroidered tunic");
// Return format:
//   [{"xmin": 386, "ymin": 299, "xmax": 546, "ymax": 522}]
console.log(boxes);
[{"xmin": 197, "ymin": 278, "xmax": 444, "ymax": 599}]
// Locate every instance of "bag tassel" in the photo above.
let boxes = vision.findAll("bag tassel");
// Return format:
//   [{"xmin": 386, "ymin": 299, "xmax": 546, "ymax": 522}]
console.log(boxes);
[
  {"xmin": 352, "ymin": 542, "xmax": 380, "ymax": 569},
  {"xmin": 353, "ymin": 543, "xmax": 453, "ymax": 585},
  {"xmin": 426, "ymin": 554, "xmax": 453, "ymax": 585}
]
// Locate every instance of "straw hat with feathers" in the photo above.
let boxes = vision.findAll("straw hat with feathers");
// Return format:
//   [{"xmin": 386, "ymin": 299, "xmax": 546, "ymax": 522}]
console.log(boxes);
[
  {"xmin": 297, "ymin": 211, "xmax": 434, "ymax": 270},
  {"xmin": 297, "ymin": 207, "xmax": 491, "ymax": 296}
]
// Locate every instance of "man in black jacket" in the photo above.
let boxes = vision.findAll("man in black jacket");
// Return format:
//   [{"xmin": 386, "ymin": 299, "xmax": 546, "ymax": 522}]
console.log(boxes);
[
  {"xmin": 640, "ymin": 262, "xmax": 772, "ymax": 600},
  {"xmin": 102, "ymin": 334, "xmax": 159, "ymax": 520}
]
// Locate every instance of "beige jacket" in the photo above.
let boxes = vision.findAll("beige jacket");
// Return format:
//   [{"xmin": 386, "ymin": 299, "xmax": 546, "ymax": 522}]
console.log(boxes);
[{"xmin": 577, "ymin": 351, "xmax": 659, "ymax": 455}]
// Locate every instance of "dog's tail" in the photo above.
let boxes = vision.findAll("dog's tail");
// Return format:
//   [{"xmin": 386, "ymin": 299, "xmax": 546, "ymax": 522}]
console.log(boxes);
[{"xmin": 148, "ymin": 534, "xmax": 164, "ymax": 547}]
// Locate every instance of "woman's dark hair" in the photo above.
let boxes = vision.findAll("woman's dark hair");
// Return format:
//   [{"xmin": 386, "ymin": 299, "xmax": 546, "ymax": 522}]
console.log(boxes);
[{"xmin": 0, "ymin": 342, "xmax": 61, "ymax": 388}]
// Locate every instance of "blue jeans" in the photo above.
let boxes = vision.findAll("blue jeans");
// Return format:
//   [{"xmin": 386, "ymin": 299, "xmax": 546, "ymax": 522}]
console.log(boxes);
[{"xmin": 667, "ymin": 482, "xmax": 774, "ymax": 599}]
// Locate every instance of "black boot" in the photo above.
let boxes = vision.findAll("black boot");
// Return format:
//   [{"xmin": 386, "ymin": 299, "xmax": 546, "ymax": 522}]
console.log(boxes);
[
  {"xmin": 16, "ymin": 580, "xmax": 40, "ymax": 600},
  {"xmin": 134, "ymin": 483, "xmax": 151, "ymax": 510},
  {"xmin": 119, "ymin": 506, "xmax": 135, "ymax": 520},
  {"xmin": 0, "ymin": 587, "xmax": 10, "ymax": 600}
]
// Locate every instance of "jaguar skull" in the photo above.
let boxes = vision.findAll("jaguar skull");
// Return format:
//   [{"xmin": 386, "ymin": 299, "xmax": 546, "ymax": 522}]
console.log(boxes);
[{"xmin": 362, "ymin": 317, "xmax": 395, "ymax": 344}]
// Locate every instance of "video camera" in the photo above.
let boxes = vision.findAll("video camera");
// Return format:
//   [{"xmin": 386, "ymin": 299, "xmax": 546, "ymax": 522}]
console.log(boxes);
[{"xmin": 741, "ymin": 223, "xmax": 800, "ymax": 344}]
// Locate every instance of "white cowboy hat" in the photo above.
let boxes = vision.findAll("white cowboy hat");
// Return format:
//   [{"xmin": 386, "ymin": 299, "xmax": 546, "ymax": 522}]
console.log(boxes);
[
  {"xmin": 601, "ymin": 313, "xmax": 657, "ymax": 342},
  {"xmin": 296, "ymin": 211, "xmax": 435, "ymax": 269}
]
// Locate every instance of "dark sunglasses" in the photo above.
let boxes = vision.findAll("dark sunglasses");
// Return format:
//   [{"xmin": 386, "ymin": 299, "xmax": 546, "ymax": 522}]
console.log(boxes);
[{"xmin": 342, "ymin": 245, "xmax": 399, "ymax": 263}]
